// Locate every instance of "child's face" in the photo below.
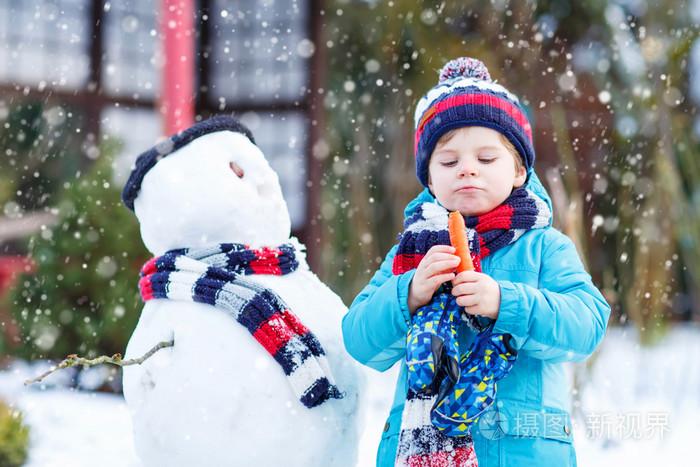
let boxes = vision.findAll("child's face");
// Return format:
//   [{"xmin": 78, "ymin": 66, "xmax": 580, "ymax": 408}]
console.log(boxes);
[{"xmin": 428, "ymin": 126, "xmax": 527, "ymax": 216}]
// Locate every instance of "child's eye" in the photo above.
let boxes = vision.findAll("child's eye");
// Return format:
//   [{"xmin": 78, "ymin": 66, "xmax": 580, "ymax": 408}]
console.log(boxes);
[
  {"xmin": 478, "ymin": 157, "xmax": 496, "ymax": 164},
  {"xmin": 439, "ymin": 160, "xmax": 458, "ymax": 167}
]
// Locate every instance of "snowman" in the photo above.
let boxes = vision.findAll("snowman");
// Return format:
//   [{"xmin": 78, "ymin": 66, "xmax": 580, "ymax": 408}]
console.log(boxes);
[{"xmin": 120, "ymin": 116, "xmax": 362, "ymax": 467}]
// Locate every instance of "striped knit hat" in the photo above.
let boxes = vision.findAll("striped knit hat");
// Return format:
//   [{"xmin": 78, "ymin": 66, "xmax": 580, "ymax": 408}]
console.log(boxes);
[
  {"xmin": 413, "ymin": 57, "xmax": 534, "ymax": 187},
  {"xmin": 122, "ymin": 115, "xmax": 255, "ymax": 211}
]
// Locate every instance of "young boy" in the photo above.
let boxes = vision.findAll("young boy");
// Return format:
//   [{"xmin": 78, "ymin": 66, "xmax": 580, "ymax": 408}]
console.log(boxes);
[{"xmin": 342, "ymin": 57, "xmax": 610, "ymax": 466}]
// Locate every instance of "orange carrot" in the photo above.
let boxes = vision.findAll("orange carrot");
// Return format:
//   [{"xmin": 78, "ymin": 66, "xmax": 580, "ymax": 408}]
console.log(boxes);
[{"xmin": 448, "ymin": 211, "xmax": 474, "ymax": 273}]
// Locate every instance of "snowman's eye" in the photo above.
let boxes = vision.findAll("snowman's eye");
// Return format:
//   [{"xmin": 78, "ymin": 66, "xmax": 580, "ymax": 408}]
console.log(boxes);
[{"xmin": 230, "ymin": 162, "xmax": 244, "ymax": 178}]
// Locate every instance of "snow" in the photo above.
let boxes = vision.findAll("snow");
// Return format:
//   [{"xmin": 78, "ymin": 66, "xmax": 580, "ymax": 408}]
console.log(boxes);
[
  {"xmin": 2, "ymin": 324, "xmax": 698, "ymax": 466},
  {"xmin": 134, "ymin": 131, "xmax": 292, "ymax": 255},
  {"xmin": 0, "ymin": 364, "xmax": 139, "ymax": 467},
  {"xmin": 574, "ymin": 325, "xmax": 700, "ymax": 465},
  {"xmin": 120, "ymin": 126, "xmax": 361, "ymax": 466},
  {"xmin": 122, "ymin": 277, "xmax": 361, "ymax": 467}
]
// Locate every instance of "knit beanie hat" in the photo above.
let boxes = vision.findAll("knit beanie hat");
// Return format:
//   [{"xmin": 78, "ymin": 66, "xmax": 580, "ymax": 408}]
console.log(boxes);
[
  {"xmin": 121, "ymin": 115, "xmax": 256, "ymax": 211},
  {"xmin": 413, "ymin": 57, "xmax": 535, "ymax": 188}
]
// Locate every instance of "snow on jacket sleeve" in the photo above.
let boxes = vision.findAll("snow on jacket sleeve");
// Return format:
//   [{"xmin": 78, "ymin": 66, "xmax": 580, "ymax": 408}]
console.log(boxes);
[
  {"xmin": 341, "ymin": 244, "xmax": 415, "ymax": 372},
  {"xmin": 493, "ymin": 230, "xmax": 611, "ymax": 363}
]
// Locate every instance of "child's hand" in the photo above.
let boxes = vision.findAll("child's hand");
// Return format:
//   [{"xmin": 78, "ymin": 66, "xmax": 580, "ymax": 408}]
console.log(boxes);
[
  {"xmin": 451, "ymin": 271, "xmax": 501, "ymax": 320},
  {"xmin": 407, "ymin": 245, "xmax": 460, "ymax": 315}
]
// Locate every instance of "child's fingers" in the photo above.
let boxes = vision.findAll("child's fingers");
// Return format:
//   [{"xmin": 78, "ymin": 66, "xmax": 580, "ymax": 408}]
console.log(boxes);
[
  {"xmin": 429, "ymin": 272, "xmax": 456, "ymax": 289},
  {"xmin": 426, "ymin": 245, "xmax": 456, "ymax": 256},
  {"xmin": 453, "ymin": 270, "xmax": 481, "ymax": 285},
  {"xmin": 424, "ymin": 252, "xmax": 461, "ymax": 263},
  {"xmin": 451, "ymin": 281, "xmax": 478, "ymax": 296},
  {"xmin": 456, "ymin": 294, "xmax": 479, "ymax": 308},
  {"xmin": 424, "ymin": 257, "xmax": 460, "ymax": 276}
]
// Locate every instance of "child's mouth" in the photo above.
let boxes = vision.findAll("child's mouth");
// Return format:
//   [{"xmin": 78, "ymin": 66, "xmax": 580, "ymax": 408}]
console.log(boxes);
[{"xmin": 456, "ymin": 187, "xmax": 481, "ymax": 193}]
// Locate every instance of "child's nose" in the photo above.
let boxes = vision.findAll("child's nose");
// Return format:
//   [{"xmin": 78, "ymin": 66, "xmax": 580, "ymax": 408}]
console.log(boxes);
[{"xmin": 458, "ymin": 160, "xmax": 478, "ymax": 177}]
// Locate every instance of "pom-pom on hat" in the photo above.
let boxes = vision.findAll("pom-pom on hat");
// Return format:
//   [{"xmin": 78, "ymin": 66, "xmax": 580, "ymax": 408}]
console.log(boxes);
[
  {"xmin": 121, "ymin": 115, "xmax": 255, "ymax": 211},
  {"xmin": 413, "ymin": 57, "xmax": 535, "ymax": 188}
]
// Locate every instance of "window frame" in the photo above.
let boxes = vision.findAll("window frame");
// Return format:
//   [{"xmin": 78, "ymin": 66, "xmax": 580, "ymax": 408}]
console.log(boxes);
[{"xmin": 0, "ymin": 0, "xmax": 324, "ymax": 268}]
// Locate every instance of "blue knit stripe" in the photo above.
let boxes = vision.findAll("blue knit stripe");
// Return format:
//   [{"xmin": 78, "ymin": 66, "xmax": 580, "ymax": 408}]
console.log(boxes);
[
  {"xmin": 417, "ymin": 103, "xmax": 533, "ymax": 160},
  {"xmin": 192, "ymin": 275, "xmax": 225, "ymax": 306},
  {"xmin": 396, "ymin": 229, "xmax": 450, "ymax": 258},
  {"xmin": 300, "ymin": 377, "xmax": 343, "ymax": 408},
  {"xmin": 269, "ymin": 332, "xmax": 327, "ymax": 374},
  {"xmin": 236, "ymin": 291, "xmax": 279, "ymax": 334},
  {"xmin": 157, "ymin": 253, "xmax": 179, "ymax": 273},
  {"xmin": 483, "ymin": 229, "xmax": 515, "ymax": 252},
  {"xmin": 508, "ymin": 196, "xmax": 540, "ymax": 230},
  {"xmin": 298, "ymin": 332, "xmax": 326, "ymax": 357},
  {"xmin": 401, "ymin": 426, "xmax": 473, "ymax": 457},
  {"xmin": 227, "ymin": 247, "xmax": 258, "ymax": 273},
  {"xmin": 277, "ymin": 244, "xmax": 300, "ymax": 274},
  {"xmin": 146, "ymin": 271, "xmax": 172, "ymax": 299},
  {"xmin": 202, "ymin": 266, "xmax": 237, "ymax": 282}
]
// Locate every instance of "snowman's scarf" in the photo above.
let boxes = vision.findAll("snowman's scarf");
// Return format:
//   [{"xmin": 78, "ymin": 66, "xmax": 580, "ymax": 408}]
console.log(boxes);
[
  {"xmin": 392, "ymin": 187, "xmax": 551, "ymax": 466},
  {"xmin": 138, "ymin": 243, "xmax": 343, "ymax": 409}
]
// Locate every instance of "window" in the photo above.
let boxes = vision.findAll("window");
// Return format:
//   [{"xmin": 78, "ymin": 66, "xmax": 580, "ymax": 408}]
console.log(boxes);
[
  {"xmin": 101, "ymin": 106, "xmax": 162, "ymax": 184},
  {"xmin": 203, "ymin": 0, "xmax": 312, "ymax": 229},
  {"xmin": 102, "ymin": 0, "xmax": 160, "ymax": 99},
  {"xmin": 239, "ymin": 111, "xmax": 307, "ymax": 229},
  {"xmin": 0, "ymin": 0, "xmax": 90, "ymax": 88},
  {"xmin": 0, "ymin": 0, "xmax": 315, "ymax": 232},
  {"xmin": 208, "ymin": 0, "xmax": 309, "ymax": 103}
]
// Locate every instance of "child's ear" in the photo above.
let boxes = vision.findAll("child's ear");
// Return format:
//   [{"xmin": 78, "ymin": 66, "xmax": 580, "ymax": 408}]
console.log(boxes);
[{"xmin": 513, "ymin": 166, "xmax": 527, "ymax": 188}]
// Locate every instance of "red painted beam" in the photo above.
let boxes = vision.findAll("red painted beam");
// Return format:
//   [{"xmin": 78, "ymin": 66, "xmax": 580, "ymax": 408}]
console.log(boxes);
[
  {"xmin": 160, "ymin": 0, "xmax": 195, "ymax": 134},
  {"xmin": 0, "ymin": 256, "xmax": 35, "ymax": 350}
]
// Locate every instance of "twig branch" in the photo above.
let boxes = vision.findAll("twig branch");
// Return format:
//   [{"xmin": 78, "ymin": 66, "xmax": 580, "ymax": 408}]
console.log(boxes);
[{"xmin": 24, "ymin": 339, "xmax": 175, "ymax": 386}]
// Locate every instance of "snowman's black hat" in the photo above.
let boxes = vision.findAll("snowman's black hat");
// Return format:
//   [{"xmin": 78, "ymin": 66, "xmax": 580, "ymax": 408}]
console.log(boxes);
[{"xmin": 121, "ymin": 115, "xmax": 256, "ymax": 211}]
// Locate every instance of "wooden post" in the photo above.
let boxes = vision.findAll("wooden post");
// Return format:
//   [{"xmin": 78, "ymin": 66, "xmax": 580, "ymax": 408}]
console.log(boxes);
[{"xmin": 305, "ymin": 0, "xmax": 324, "ymax": 274}]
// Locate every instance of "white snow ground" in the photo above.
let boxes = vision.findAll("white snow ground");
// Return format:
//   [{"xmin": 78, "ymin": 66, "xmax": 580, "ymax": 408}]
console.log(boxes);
[
  {"xmin": 0, "ymin": 363, "xmax": 139, "ymax": 467},
  {"xmin": 1, "ymin": 324, "xmax": 698, "ymax": 466}
]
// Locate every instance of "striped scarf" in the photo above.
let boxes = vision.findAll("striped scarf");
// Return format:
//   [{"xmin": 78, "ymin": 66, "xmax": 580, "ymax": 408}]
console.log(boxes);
[
  {"xmin": 392, "ymin": 187, "xmax": 551, "ymax": 466},
  {"xmin": 138, "ymin": 243, "xmax": 343, "ymax": 409}
]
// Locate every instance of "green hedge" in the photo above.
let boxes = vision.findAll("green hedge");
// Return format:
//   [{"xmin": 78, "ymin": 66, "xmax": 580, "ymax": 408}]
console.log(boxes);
[
  {"xmin": 0, "ymin": 398, "xmax": 29, "ymax": 467},
  {"xmin": 3, "ymin": 147, "xmax": 149, "ymax": 360}
]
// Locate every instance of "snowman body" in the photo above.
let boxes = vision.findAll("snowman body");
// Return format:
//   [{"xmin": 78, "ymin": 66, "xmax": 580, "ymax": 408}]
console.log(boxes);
[{"xmin": 122, "ymin": 124, "xmax": 361, "ymax": 467}]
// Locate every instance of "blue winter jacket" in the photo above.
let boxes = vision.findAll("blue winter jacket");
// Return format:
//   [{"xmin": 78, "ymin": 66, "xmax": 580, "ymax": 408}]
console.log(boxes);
[{"xmin": 342, "ymin": 172, "xmax": 611, "ymax": 467}]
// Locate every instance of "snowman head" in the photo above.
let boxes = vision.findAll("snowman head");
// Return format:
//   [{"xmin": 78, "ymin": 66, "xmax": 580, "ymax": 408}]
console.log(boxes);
[{"xmin": 122, "ymin": 116, "xmax": 291, "ymax": 255}]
